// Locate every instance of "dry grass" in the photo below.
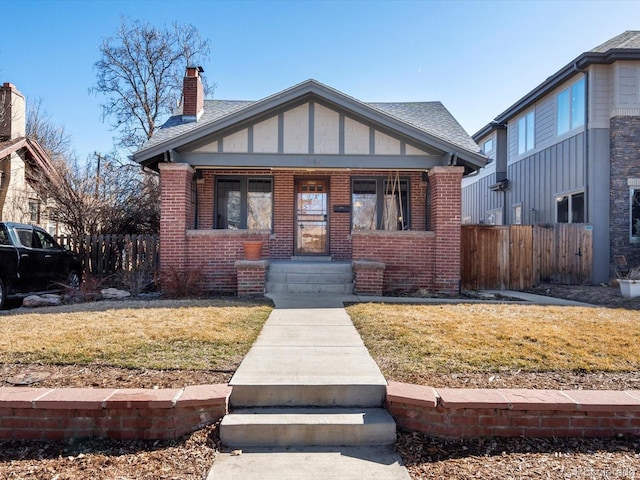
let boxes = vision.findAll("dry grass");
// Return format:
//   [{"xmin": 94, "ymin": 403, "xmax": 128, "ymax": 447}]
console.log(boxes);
[
  {"xmin": 346, "ymin": 303, "xmax": 640, "ymax": 382},
  {"xmin": 0, "ymin": 298, "xmax": 272, "ymax": 370}
]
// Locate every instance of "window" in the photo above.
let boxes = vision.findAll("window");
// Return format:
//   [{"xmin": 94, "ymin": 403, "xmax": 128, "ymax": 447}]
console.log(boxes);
[
  {"xmin": 513, "ymin": 204, "xmax": 522, "ymax": 225},
  {"xmin": 557, "ymin": 78, "xmax": 585, "ymax": 135},
  {"xmin": 0, "ymin": 225, "xmax": 10, "ymax": 246},
  {"xmin": 631, "ymin": 188, "xmax": 640, "ymax": 239},
  {"xmin": 487, "ymin": 208, "xmax": 503, "ymax": 226},
  {"xmin": 352, "ymin": 177, "xmax": 409, "ymax": 230},
  {"xmin": 483, "ymin": 138, "xmax": 494, "ymax": 155},
  {"xmin": 215, "ymin": 177, "xmax": 273, "ymax": 230},
  {"xmin": 517, "ymin": 111, "xmax": 535, "ymax": 155},
  {"xmin": 556, "ymin": 191, "xmax": 585, "ymax": 223},
  {"xmin": 34, "ymin": 230, "xmax": 58, "ymax": 249},
  {"xmin": 28, "ymin": 201, "xmax": 40, "ymax": 223}
]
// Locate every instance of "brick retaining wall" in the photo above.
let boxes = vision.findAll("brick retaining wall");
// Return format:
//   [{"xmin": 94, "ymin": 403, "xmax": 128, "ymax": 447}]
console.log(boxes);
[
  {"xmin": 0, "ymin": 384, "xmax": 230, "ymax": 441},
  {"xmin": 2, "ymin": 383, "xmax": 638, "ymax": 442},
  {"xmin": 387, "ymin": 382, "xmax": 640, "ymax": 439}
]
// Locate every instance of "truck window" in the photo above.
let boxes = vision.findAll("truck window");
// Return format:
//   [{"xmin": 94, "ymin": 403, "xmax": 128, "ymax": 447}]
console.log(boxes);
[
  {"xmin": 0, "ymin": 226, "xmax": 10, "ymax": 245},
  {"xmin": 35, "ymin": 230, "xmax": 58, "ymax": 249},
  {"xmin": 16, "ymin": 228, "xmax": 34, "ymax": 248}
]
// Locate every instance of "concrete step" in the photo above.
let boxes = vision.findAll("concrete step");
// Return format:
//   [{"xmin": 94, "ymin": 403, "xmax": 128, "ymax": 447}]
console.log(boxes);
[
  {"xmin": 207, "ymin": 446, "xmax": 412, "ymax": 480},
  {"xmin": 267, "ymin": 272, "xmax": 353, "ymax": 284},
  {"xmin": 265, "ymin": 282, "xmax": 354, "ymax": 294},
  {"xmin": 220, "ymin": 407, "xmax": 396, "ymax": 447},
  {"xmin": 230, "ymin": 383, "xmax": 385, "ymax": 407},
  {"xmin": 268, "ymin": 261, "xmax": 352, "ymax": 274}
]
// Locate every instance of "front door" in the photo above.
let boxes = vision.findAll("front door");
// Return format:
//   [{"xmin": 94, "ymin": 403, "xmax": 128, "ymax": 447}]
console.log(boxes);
[{"xmin": 295, "ymin": 178, "xmax": 328, "ymax": 255}]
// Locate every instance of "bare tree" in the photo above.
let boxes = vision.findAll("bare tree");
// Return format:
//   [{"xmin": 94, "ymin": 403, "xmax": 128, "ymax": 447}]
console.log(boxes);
[
  {"xmin": 31, "ymin": 153, "xmax": 160, "ymax": 236},
  {"xmin": 26, "ymin": 98, "xmax": 71, "ymax": 159},
  {"xmin": 92, "ymin": 17, "xmax": 211, "ymax": 150}
]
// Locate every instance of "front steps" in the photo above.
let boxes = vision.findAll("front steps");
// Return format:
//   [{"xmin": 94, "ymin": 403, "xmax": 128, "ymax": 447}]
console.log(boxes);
[
  {"xmin": 266, "ymin": 259, "xmax": 353, "ymax": 294},
  {"xmin": 220, "ymin": 408, "xmax": 396, "ymax": 447},
  {"xmin": 219, "ymin": 304, "xmax": 395, "ymax": 448}
]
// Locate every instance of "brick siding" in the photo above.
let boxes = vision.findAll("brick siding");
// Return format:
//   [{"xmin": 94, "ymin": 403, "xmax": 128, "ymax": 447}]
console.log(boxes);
[
  {"xmin": 160, "ymin": 166, "xmax": 462, "ymax": 294},
  {"xmin": 610, "ymin": 117, "xmax": 640, "ymax": 271}
]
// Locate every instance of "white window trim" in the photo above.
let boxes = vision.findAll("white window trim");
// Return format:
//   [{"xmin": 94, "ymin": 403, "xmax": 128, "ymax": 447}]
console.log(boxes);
[
  {"xmin": 512, "ymin": 203, "xmax": 523, "ymax": 225},
  {"xmin": 629, "ymin": 179, "xmax": 640, "ymax": 241}
]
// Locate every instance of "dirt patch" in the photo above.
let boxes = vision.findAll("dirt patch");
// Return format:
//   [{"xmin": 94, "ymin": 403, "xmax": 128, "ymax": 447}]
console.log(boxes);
[{"xmin": 527, "ymin": 282, "xmax": 640, "ymax": 309}]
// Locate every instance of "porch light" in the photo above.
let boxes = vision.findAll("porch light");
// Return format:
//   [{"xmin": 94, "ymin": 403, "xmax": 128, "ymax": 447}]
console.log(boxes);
[{"xmin": 556, "ymin": 195, "xmax": 566, "ymax": 203}]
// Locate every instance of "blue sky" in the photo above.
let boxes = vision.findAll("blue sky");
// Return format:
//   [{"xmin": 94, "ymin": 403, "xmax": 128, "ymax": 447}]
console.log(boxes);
[{"xmin": 2, "ymin": 0, "xmax": 640, "ymax": 162}]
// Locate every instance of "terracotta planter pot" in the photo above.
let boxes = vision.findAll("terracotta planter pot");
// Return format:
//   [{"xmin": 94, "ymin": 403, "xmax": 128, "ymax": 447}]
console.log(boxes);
[{"xmin": 243, "ymin": 241, "xmax": 264, "ymax": 261}]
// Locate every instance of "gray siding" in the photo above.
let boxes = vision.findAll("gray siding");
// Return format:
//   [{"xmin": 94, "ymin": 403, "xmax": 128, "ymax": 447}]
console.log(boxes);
[
  {"xmin": 535, "ymin": 96, "xmax": 555, "ymax": 145},
  {"xmin": 462, "ymin": 170, "xmax": 502, "ymax": 223},
  {"xmin": 507, "ymin": 132, "xmax": 585, "ymax": 225}
]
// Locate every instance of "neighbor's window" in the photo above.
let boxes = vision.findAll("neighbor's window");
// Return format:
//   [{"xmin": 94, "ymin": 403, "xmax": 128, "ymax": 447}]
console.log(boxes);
[
  {"xmin": 557, "ymin": 77, "xmax": 586, "ymax": 135},
  {"xmin": 556, "ymin": 191, "xmax": 585, "ymax": 223},
  {"xmin": 352, "ymin": 177, "xmax": 409, "ymax": 231},
  {"xmin": 631, "ymin": 188, "xmax": 640, "ymax": 239},
  {"xmin": 517, "ymin": 110, "xmax": 535, "ymax": 155},
  {"xmin": 215, "ymin": 177, "xmax": 273, "ymax": 230},
  {"xmin": 28, "ymin": 200, "xmax": 40, "ymax": 223},
  {"xmin": 513, "ymin": 204, "xmax": 522, "ymax": 225},
  {"xmin": 483, "ymin": 138, "xmax": 494, "ymax": 155}
]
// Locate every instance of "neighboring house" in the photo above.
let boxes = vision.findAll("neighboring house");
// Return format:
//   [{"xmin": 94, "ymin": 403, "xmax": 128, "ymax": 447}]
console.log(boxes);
[
  {"xmin": 462, "ymin": 31, "xmax": 640, "ymax": 284},
  {"xmin": 0, "ymin": 83, "xmax": 61, "ymax": 235},
  {"xmin": 133, "ymin": 67, "xmax": 486, "ymax": 295}
]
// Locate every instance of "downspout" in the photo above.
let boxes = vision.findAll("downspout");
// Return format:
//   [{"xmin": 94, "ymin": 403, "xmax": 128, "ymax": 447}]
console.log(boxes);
[{"xmin": 574, "ymin": 61, "xmax": 589, "ymax": 221}]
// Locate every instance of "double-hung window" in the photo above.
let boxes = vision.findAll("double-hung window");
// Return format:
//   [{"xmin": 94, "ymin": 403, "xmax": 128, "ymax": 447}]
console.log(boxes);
[
  {"xmin": 631, "ymin": 187, "xmax": 640, "ymax": 239},
  {"xmin": 557, "ymin": 77, "xmax": 585, "ymax": 135},
  {"xmin": 517, "ymin": 111, "xmax": 535, "ymax": 155},
  {"xmin": 215, "ymin": 177, "xmax": 273, "ymax": 230},
  {"xmin": 556, "ymin": 191, "xmax": 585, "ymax": 223},
  {"xmin": 352, "ymin": 177, "xmax": 409, "ymax": 231}
]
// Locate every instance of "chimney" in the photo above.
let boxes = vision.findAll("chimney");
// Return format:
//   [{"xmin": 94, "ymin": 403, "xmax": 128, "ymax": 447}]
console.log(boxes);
[
  {"xmin": 0, "ymin": 83, "xmax": 26, "ymax": 140},
  {"xmin": 182, "ymin": 66, "xmax": 204, "ymax": 121}
]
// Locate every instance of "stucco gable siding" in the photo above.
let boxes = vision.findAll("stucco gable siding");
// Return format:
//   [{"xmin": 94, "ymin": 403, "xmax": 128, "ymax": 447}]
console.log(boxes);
[
  {"xmin": 405, "ymin": 144, "xmax": 428, "ymax": 156},
  {"xmin": 253, "ymin": 116, "xmax": 279, "ymax": 153},
  {"xmin": 313, "ymin": 103, "xmax": 339, "ymax": 154},
  {"xmin": 192, "ymin": 140, "xmax": 219, "ymax": 153},
  {"xmin": 283, "ymin": 103, "xmax": 309, "ymax": 154},
  {"xmin": 344, "ymin": 117, "xmax": 370, "ymax": 154},
  {"xmin": 374, "ymin": 130, "xmax": 401, "ymax": 155},
  {"xmin": 223, "ymin": 129, "xmax": 249, "ymax": 153}
]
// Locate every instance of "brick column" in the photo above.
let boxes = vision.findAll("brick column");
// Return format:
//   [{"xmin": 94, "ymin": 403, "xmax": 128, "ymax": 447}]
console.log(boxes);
[
  {"xmin": 353, "ymin": 260, "xmax": 385, "ymax": 296},
  {"xmin": 235, "ymin": 260, "xmax": 269, "ymax": 296},
  {"xmin": 159, "ymin": 163, "xmax": 194, "ymax": 277},
  {"xmin": 429, "ymin": 166, "xmax": 464, "ymax": 294}
]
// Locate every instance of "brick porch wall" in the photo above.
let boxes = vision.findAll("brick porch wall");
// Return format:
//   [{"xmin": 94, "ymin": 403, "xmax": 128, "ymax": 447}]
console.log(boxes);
[{"xmin": 161, "ymin": 166, "xmax": 462, "ymax": 294}]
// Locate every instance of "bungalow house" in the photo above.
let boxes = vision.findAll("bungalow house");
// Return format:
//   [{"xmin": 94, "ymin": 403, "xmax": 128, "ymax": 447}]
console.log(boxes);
[
  {"xmin": 462, "ymin": 31, "xmax": 640, "ymax": 284},
  {"xmin": 0, "ymin": 83, "xmax": 61, "ymax": 234},
  {"xmin": 133, "ymin": 68, "xmax": 486, "ymax": 295}
]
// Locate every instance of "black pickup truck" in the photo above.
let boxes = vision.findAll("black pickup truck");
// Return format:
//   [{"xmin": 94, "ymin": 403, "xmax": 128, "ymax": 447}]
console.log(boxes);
[{"xmin": 0, "ymin": 222, "xmax": 82, "ymax": 309}]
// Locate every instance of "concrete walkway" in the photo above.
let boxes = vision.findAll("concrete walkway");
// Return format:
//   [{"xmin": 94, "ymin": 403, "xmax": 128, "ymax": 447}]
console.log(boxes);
[
  {"xmin": 207, "ymin": 293, "xmax": 410, "ymax": 480},
  {"xmin": 207, "ymin": 289, "xmax": 590, "ymax": 479}
]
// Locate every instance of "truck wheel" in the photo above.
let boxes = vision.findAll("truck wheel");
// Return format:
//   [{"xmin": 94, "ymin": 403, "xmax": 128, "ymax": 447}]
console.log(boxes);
[
  {"xmin": 67, "ymin": 271, "xmax": 81, "ymax": 290},
  {"xmin": 0, "ymin": 278, "xmax": 6, "ymax": 310}
]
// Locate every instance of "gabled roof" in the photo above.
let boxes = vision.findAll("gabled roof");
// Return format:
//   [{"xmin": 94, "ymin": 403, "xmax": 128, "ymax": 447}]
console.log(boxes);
[
  {"xmin": 473, "ymin": 30, "xmax": 640, "ymax": 140},
  {"xmin": 0, "ymin": 136, "xmax": 56, "ymax": 176},
  {"xmin": 133, "ymin": 79, "xmax": 485, "ymax": 170}
]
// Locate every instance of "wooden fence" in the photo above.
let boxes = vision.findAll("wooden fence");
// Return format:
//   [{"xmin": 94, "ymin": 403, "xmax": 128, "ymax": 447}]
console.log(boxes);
[
  {"xmin": 55, "ymin": 234, "xmax": 159, "ymax": 279},
  {"xmin": 461, "ymin": 224, "xmax": 593, "ymax": 290}
]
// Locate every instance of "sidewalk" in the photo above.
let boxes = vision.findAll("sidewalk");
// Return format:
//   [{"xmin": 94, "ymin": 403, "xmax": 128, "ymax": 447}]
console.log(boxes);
[{"xmin": 207, "ymin": 293, "xmax": 410, "ymax": 480}]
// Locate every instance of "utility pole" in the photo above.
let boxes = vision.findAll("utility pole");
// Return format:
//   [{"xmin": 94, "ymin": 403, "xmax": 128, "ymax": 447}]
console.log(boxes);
[{"xmin": 94, "ymin": 152, "xmax": 104, "ymax": 198}]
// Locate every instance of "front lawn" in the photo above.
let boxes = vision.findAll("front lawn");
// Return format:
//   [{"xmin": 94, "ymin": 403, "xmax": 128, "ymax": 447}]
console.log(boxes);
[
  {"xmin": 347, "ymin": 303, "xmax": 640, "ymax": 383},
  {"xmin": 0, "ymin": 299, "xmax": 272, "ymax": 370}
]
